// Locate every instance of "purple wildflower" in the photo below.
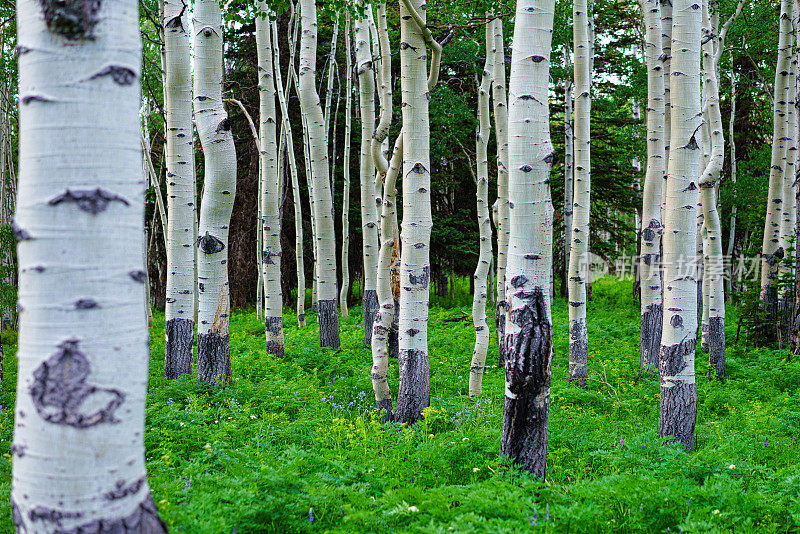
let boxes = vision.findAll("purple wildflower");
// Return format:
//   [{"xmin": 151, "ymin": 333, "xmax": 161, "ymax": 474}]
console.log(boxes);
[{"xmin": 308, "ymin": 508, "xmax": 315, "ymax": 523}]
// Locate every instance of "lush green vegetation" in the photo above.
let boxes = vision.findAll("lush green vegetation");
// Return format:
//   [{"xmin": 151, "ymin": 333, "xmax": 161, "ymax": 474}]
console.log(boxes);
[{"xmin": 1, "ymin": 278, "xmax": 798, "ymax": 532}]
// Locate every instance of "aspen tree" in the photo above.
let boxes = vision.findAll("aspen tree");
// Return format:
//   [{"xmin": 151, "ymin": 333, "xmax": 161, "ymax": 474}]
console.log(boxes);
[
  {"xmin": 501, "ymin": 0, "xmax": 556, "ymax": 478},
  {"xmin": 12, "ymin": 0, "xmax": 167, "ymax": 529},
  {"xmin": 726, "ymin": 53, "xmax": 737, "ymax": 295},
  {"xmin": 639, "ymin": 0, "xmax": 665, "ymax": 372},
  {"xmin": 194, "ymin": 0, "xmax": 237, "ymax": 384},
  {"xmin": 661, "ymin": 0, "xmax": 673, "ymax": 197},
  {"xmin": 568, "ymin": 0, "xmax": 592, "ymax": 386},
  {"xmin": 659, "ymin": 0, "xmax": 701, "ymax": 451},
  {"xmin": 163, "ymin": 0, "xmax": 195, "ymax": 378},
  {"xmin": 299, "ymin": 0, "xmax": 340, "ymax": 348},
  {"xmin": 394, "ymin": 0, "xmax": 442, "ymax": 424},
  {"xmin": 563, "ymin": 43, "xmax": 574, "ymax": 299},
  {"xmin": 762, "ymin": 0, "xmax": 794, "ymax": 312},
  {"xmin": 272, "ymin": 19, "xmax": 306, "ymax": 327},
  {"xmin": 492, "ymin": 17, "xmax": 511, "ymax": 365},
  {"xmin": 256, "ymin": 4, "xmax": 284, "ymax": 356},
  {"xmin": 355, "ymin": 11, "xmax": 380, "ymax": 343},
  {"xmin": 469, "ymin": 21, "xmax": 494, "ymax": 398},
  {"xmin": 340, "ymin": 14, "xmax": 353, "ymax": 317},
  {"xmin": 779, "ymin": 43, "xmax": 798, "ymax": 315}
]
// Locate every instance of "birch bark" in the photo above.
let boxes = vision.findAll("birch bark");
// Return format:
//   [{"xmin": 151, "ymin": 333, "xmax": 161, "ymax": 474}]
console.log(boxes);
[
  {"xmin": 469, "ymin": 21, "xmax": 494, "ymax": 398},
  {"xmin": 639, "ymin": 0, "xmax": 665, "ymax": 372},
  {"xmin": 194, "ymin": 0, "xmax": 237, "ymax": 384},
  {"xmin": 340, "ymin": 14, "xmax": 353, "ymax": 318},
  {"xmin": 256, "ymin": 4, "xmax": 284, "ymax": 356},
  {"xmin": 568, "ymin": 0, "xmax": 592, "ymax": 386},
  {"xmin": 299, "ymin": 0, "xmax": 340, "ymax": 348},
  {"xmin": 563, "ymin": 43, "xmax": 574, "ymax": 300},
  {"xmin": 12, "ymin": 0, "xmax": 167, "ymax": 529},
  {"xmin": 500, "ymin": 0, "xmax": 556, "ymax": 478},
  {"xmin": 659, "ymin": 0, "xmax": 701, "ymax": 451}
]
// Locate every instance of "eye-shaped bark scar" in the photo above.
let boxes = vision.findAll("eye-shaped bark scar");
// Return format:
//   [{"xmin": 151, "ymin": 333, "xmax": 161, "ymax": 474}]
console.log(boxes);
[
  {"xmin": 198, "ymin": 233, "xmax": 225, "ymax": 254},
  {"xmin": 29, "ymin": 339, "xmax": 125, "ymax": 428},
  {"xmin": 39, "ymin": 0, "xmax": 102, "ymax": 40},
  {"xmin": 49, "ymin": 189, "xmax": 130, "ymax": 214}
]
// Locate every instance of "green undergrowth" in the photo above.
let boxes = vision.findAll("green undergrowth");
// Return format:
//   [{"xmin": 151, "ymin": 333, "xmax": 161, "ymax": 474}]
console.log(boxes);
[{"xmin": 1, "ymin": 278, "xmax": 799, "ymax": 532}]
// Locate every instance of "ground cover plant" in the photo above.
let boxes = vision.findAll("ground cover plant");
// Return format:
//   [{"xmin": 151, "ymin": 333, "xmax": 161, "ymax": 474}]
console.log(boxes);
[{"xmin": 0, "ymin": 278, "xmax": 799, "ymax": 533}]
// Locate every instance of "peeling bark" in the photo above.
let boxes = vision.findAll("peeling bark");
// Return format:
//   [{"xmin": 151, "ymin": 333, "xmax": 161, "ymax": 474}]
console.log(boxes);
[
  {"xmin": 197, "ymin": 333, "xmax": 231, "ymax": 383},
  {"xmin": 164, "ymin": 318, "xmax": 193, "ymax": 378}
]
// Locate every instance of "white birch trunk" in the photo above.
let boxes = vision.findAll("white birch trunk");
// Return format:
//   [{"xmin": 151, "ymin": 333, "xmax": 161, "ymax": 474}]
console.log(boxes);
[
  {"xmin": 659, "ymin": 0, "xmax": 701, "ymax": 451},
  {"xmin": 256, "ymin": 4, "xmax": 284, "ymax": 357},
  {"xmin": 355, "ymin": 12, "xmax": 380, "ymax": 344},
  {"xmin": 761, "ymin": 0, "xmax": 794, "ymax": 311},
  {"xmin": 780, "ymin": 36, "xmax": 798, "ymax": 313},
  {"xmin": 163, "ymin": 0, "xmax": 196, "ymax": 378},
  {"xmin": 661, "ymin": 0, "xmax": 673, "ymax": 207},
  {"xmin": 272, "ymin": 20, "xmax": 306, "ymax": 327},
  {"xmin": 492, "ymin": 18, "xmax": 511, "ymax": 366},
  {"xmin": 340, "ymin": 14, "xmax": 353, "ymax": 318},
  {"xmin": 193, "ymin": 0, "xmax": 237, "ymax": 384},
  {"xmin": 563, "ymin": 43, "xmax": 574, "ymax": 299},
  {"xmin": 639, "ymin": 0, "xmax": 665, "ymax": 372},
  {"xmin": 500, "ymin": 0, "xmax": 556, "ymax": 478},
  {"xmin": 568, "ymin": 0, "xmax": 592, "ymax": 386},
  {"xmin": 12, "ymin": 1, "xmax": 167, "ymax": 529},
  {"xmin": 469, "ymin": 21, "xmax": 494, "ymax": 398},
  {"xmin": 299, "ymin": 0, "xmax": 340, "ymax": 348},
  {"xmin": 726, "ymin": 54, "xmax": 737, "ymax": 295}
]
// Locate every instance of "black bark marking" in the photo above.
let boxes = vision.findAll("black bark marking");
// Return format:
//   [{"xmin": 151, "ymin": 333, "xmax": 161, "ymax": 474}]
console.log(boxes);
[
  {"xmin": 640, "ymin": 303, "xmax": 662, "ymax": 372},
  {"xmin": 406, "ymin": 328, "xmax": 420, "ymax": 337},
  {"xmin": 544, "ymin": 151, "xmax": 557, "ymax": 165},
  {"xmin": 29, "ymin": 506, "xmax": 82, "ymax": 525},
  {"xmin": 104, "ymin": 477, "xmax": 146, "ymax": 501},
  {"xmin": 510, "ymin": 275, "xmax": 528, "ymax": 288},
  {"xmin": 21, "ymin": 94, "xmax": 52, "ymax": 105},
  {"xmin": 49, "ymin": 189, "xmax": 130, "ymax": 214},
  {"xmin": 264, "ymin": 316, "xmax": 284, "ymax": 357},
  {"xmin": 216, "ymin": 118, "xmax": 232, "ymax": 132},
  {"xmin": 659, "ymin": 338, "xmax": 697, "ymax": 451},
  {"xmin": 30, "ymin": 339, "xmax": 125, "ymax": 428},
  {"xmin": 198, "ymin": 233, "xmax": 225, "ymax": 254},
  {"xmin": 91, "ymin": 65, "xmax": 137, "ymax": 86},
  {"xmin": 39, "ymin": 0, "xmax": 101, "ymax": 39},
  {"xmin": 528, "ymin": 55, "xmax": 546, "ymax": 62},
  {"xmin": 197, "ymin": 332, "xmax": 231, "ymax": 385},
  {"xmin": 12, "ymin": 223, "xmax": 31, "ymax": 241},
  {"xmin": 520, "ymin": 165, "xmax": 533, "ymax": 172},
  {"xmin": 21, "ymin": 493, "xmax": 168, "ymax": 533},
  {"xmin": 261, "ymin": 249, "xmax": 281, "ymax": 265},
  {"xmin": 394, "ymin": 348, "xmax": 430, "ymax": 425},
  {"xmin": 409, "ymin": 266, "xmax": 431, "ymax": 288},
  {"xmin": 164, "ymin": 318, "xmax": 193, "ymax": 379},
  {"xmin": 670, "ymin": 314, "xmax": 683, "ymax": 328},
  {"xmin": 75, "ymin": 298, "xmax": 98, "ymax": 310},
  {"xmin": 706, "ymin": 316, "xmax": 725, "ymax": 380},
  {"xmin": 363, "ymin": 290, "xmax": 379, "ymax": 346},
  {"xmin": 524, "ymin": 254, "xmax": 542, "ymax": 260},
  {"xmin": 317, "ymin": 299, "xmax": 341, "ymax": 349}
]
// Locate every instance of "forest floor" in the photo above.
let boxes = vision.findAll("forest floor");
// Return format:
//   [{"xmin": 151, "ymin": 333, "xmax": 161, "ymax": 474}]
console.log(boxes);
[{"xmin": 1, "ymin": 278, "xmax": 799, "ymax": 532}]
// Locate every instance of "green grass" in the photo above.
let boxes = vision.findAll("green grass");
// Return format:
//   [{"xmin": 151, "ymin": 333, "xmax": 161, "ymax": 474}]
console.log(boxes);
[{"xmin": 1, "ymin": 278, "xmax": 800, "ymax": 532}]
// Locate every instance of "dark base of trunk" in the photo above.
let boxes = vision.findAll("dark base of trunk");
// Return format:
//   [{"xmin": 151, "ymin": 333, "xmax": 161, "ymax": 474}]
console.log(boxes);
[
  {"xmin": 363, "ymin": 290, "xmax": 379, "ymax": 346},
  {"xmin": 265, "ymin": 315, "xmax": 285, "ymax": 357},
  {"xmin": 696, "ymin": 282, "xmax": 703, "ymax": 339},
  {"xmin": 197, "ymin": 332, "xmax": 231, "ymax": 385},
  {"xmin": 568, "ymin": 318, "xmax": 588, "ymax": 387},
  {"xmin": 640, "ymin": 303, "xmax": 662, "ymax": 372},
  {"xmin": 394, "ymin": 346, "xmax": 430, "ymax": 425},
  {"xmin": 389, "ymin": 298, "xmax": 399, "ymax": 359},
  {"xmin": 496, "ymin": 301, "xmax": 506, "ymax": 367},
  {"xmin": 500, "ymin": 288, "xmax": 552, "ymax": 479},
  {"xmin": 164, "ymin": 318, "xmax": 194, "ymax": 379},
  {"xmin": 318, "ymin": 299, "xmax": 341, "ymax": 349},
  {"xmin": 706, "ymin": 316, "xmax": 725, "ymax": 380},
  {"xmin": 659, "ymin": 338, "xmax": 697, "ymax": 451},
  {"xmin": 376, "ymin": 397, "xmax": 394, "ymax": 422},
  {"xmin": 12, "ymin": 493, "xmax": 168, "ymax": 533}
]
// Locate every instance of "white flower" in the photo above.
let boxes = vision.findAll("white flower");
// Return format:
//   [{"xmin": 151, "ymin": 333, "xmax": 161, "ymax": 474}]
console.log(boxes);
[
  {"xmin": 473, "ymin": 468, "xmax": 480, "ymax": 473},
  {"xmin": 462, "ymin": 437, "xmax": 469, "ymax": 442},
  {"xmin": 728, "ymin": 464, "xmax": 735, "ymax": 469},
  {"xmin": 408, "ymin": 506, "xmax": 419, "ymax": 513},
  {"xmin": 429, "ymin": 434, "xmax": 434, "ymax": 438},
  {"xmin": 712, "ymin": 509, "xmax": 720, "ymax": 515}
]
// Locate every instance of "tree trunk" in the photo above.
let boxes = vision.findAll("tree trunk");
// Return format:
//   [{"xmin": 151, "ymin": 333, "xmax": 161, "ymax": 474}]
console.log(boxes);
[
  {"xmin": 639, "ymin": 0, "xmax": 665, "ymax": 373},
  {"xmin": 500, "ymin": 0, "xmax": 556, "ymax": 479},
  {"xmin": 273, "ymin": 19, "xmax": 306, "ymax": 327},
  {"xmin": 726, "ymin": 53, "xmax": 737, "ymax": 297},
  {"xmin": 568, "ymin": 0, "xmax": 592, "ymax": 387},
  {"xmin": 256, "ymin": 3, "xmax": 284, "ymax": 357},
  {"xmin": 469, "ymin": 21, "xmax": 494, "ymax": 398},
  {"xmin": 299, "ymin": 0, "xmax": 340, "ymax": 348},
  {"xmin": 661, "ymin": 0, "xmax": 673, "ymax": 204},
  {"xmin": 659, "ymin": 0, "xmax": 700, "ymax": 451},
  {"xmin": 779, "ymin": 33, "xmax": 798, "ymax": 319},
  {"xmin": 355, "ymin": 11, "xmax": 380, "ymax": 344},
  {"xmin": 562, "ymin": 43, "xmax": 574, "ymax": 302},
  {"xmin": 761, "ymin": 0, "xmax": 793, "ymax": 314},
  {"xmin": 340, "ymin": 14, "xmax": 353, "ymax": 318},
  {"xmin": 194, "ymin": 0, "xmax": 237, "ymax": 384},
  {"xmin": 12, "ymin": 1, "xmax": 168, "ymax": 529},
  {"xmin": 492, "ymin": 18, "xmax": 510, "ymax": 367}
]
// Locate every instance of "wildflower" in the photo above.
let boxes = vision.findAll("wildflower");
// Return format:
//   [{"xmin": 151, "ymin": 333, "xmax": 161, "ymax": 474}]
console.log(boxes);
[
  {"xmin": 183, "ymin": 477, "xmax": 191, "ymax": 490},
  {"xmin": 308, "ymin": 508, "xmax": 315, "ymax": 522},
  {"xmin": 765, "ymin": 438, "xmax": 769, "ymax": 448},
  {"xmin": 728, "ymin": 464, "xmax": 735, "ymax": 469},
  {"xmin": 545, "ymin": 504, "xmax": 550, "ymax": 522},
  {"xmin": 462, "ymin": 437, "xmax": 469, "ymax": 442},
  {"xmin": 428, "ymin": 434, "xmax": 434, "ymax": 439},
  {"xmin": 619, "ymin": 437, "xmax": 625, "ymax": 448},
  {"xmin": 712, "ymin": 509, "xmax": 720, "ymax": 515},
  {"xmin": 408, "ymin": 506, "xmax": 419, "ymax": 513},
  {"xmin": 473, "ymin": 468, "xmax": 480, "ymax": 473}
]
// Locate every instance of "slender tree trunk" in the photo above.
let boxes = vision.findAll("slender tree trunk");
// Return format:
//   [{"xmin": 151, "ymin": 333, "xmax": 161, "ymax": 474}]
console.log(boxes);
[
  {"xmin": 12, "ymin": 1, "xmax": 167, "ymax": 529},
  {"xmin": 492, "ymin": 18, "xmax": 511, "ymax": 367},
  {"xmin": 273, "ymin": 19, "xmax": 306, "ymax": 327},
  {"xmin": 761, "ymin": 0, "xmax": 793, "ymax": 313},
  {"xmin": 563, "ymin": 43, "xmax": 574, "ymax": 301},
  {"xmin": 726, "ymin": 53, "xmax": 737, "ymax": 297},
  {"xmin": 340, "ymin": 14, "xmax": 353, "ymax": 318},
  {"xmin": 640, "ymin": 0, "xmax": 665, "ymax": 372},
  {"xmin": 500, "ymin": 0, "xmax": 556, "ymax": 479},
  {"xmin": 659, "ymin": 0, "xmax": 701, "ymax": 451},
  {"xmin": 256, "ymin": 4, "xmax": 284, "ymax": 357},
  {"xmin": 194, "ymin": 0, "xmax": 237, "ymax": 384},
  {"xmin": 661, "ymin": 0, "xmax": 673, "ymax": 205},
  {"xmin": 780, "ymin": 35, "xmax": 798, "ymax": 318},
  {"xmin": 568, "ymin": 0, "xmax": 592, "ymax": 386},
  {"xmin": 299, "ymin": 0, "xmax": 340, "ymax": 348},
  {"xmin": 355, "ymin": 12, "xmax": 380, "ymax": 343},
  {"xmin": 469, "ymin": 21, "xmax": 494, "ymax": 398}
]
